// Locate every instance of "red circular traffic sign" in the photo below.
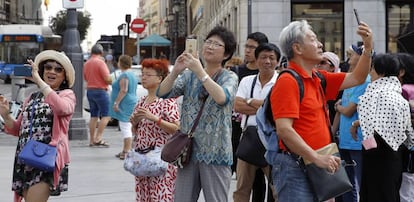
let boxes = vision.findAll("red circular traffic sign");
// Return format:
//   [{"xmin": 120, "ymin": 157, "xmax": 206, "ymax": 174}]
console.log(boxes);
[{"xmin": 130, "ymin": 18, "xmax": 146, "ymax": 34}]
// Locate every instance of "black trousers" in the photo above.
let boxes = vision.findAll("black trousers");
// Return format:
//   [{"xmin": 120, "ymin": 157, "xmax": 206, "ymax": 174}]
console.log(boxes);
[{"xmin": 360, "ymin": 133, "xmax": 403, "ymax": 202}]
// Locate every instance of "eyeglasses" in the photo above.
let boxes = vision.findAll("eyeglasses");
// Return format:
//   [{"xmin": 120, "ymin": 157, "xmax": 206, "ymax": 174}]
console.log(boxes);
[
  {"xmin": 244, "ymin": 44, "xmax": 258, "ymax": 50},
  {"xmin": 320, "ymin": 60, "xmax": 334, "ymax": 67},
  {"xmin": 204, "ymin": 39, "xmax": 225, "ymax": 48},
  {"xmin": 44, "ymin": 64, "xmax": 64, "ymax": 73}
]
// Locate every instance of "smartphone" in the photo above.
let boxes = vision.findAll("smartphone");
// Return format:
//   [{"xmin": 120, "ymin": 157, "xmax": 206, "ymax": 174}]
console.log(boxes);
[
  {"xmin": 185, "ymin": 38, "xmax": 198, "ymax": 57},
  {"xmin": 14, "ymin": 65, "xmax": 32, "ymax": 77},
  {"xmin": 353, "ymin": 9, "xmax": 361, "ymax": 25}
]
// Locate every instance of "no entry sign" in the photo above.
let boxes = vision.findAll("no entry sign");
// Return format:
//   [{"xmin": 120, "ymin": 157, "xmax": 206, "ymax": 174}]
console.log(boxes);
[{"xmin": 130, "ymin": 18, "xmax": 146, "ymax": 34}]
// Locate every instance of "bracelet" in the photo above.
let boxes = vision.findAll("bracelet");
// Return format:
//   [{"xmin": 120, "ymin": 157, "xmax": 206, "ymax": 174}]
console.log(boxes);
[
  {"xmin": 156, "ymin": 117, "xmax": 162, "ymax": 125},
  {"xmin": 200, "ymin": 74, "xmax": 209, "ymax": 83},
  {"xmin": 362, "ymin": 49, "xmax": 374, "ymax": 57}
]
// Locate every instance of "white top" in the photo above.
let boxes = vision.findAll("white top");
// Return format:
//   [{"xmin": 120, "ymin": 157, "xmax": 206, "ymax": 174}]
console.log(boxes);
[{"xmin": 236, "ymin": 72, "xmax": 279, "ymax": 128}]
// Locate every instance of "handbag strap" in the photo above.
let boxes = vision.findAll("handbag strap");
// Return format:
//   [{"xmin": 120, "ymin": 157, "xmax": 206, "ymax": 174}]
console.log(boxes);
[
  {"xmin": 188, "ymin": 69, "xmax": 224, "ymax": 136},
  {"xmin": 28, "ymin": 92, "xmax": 59, "ymax": 146},
  {"xmin": 28, "ymin": 99, "xmax": 37, "ymax": 139},
  {"xmin": 243, "ymin": 75, "xmax": 258, "ymax": 129}
]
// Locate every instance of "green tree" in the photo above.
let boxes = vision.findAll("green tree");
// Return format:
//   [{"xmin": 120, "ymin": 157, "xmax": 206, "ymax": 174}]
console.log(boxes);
[{"xmin": 49, "ymin": 10, "xmax": 91, "ymax": 42}]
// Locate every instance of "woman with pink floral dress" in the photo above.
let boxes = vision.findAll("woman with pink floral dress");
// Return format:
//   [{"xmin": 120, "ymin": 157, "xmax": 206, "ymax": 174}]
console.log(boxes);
[{"xmin": 130, "ymin": 58, "xmax": 180, "ymax": 202}]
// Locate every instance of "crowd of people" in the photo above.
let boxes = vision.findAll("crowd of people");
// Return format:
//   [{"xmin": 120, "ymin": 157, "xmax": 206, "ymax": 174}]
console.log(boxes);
[{"xmin": 1, "ymin": 18, "xmax": 414, "ymax": 202}]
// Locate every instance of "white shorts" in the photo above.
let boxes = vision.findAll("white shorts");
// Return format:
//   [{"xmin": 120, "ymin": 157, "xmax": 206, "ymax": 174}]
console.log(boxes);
[{"xmin": 119, "ymin": 121, "xmax": 132, "ymax": 138}]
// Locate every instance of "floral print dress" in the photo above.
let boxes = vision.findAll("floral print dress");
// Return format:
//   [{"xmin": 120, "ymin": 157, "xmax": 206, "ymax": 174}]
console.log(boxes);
[
  {"xmin": 12, "ymin": 93, "xmax": 68, "ymax": 197},
  {"xmin": 133, "ymin": 96, "xmax": 180, "ymax": 202}
]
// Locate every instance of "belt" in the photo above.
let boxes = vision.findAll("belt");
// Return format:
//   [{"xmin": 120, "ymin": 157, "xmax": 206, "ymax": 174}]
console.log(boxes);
[{"xmin": 278, "ymin": 149, "xmax": 303, "ymax": 166}]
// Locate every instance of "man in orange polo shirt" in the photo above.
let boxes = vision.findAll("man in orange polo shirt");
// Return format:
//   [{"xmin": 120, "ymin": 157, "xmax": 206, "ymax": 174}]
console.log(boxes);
[
  {"xmin": 269, "ymin": 20, "xmax": 373, "ymax": 201},
  {"xmin": 83, "ymin": 44, "xmax": 113, "ymax": 147}
]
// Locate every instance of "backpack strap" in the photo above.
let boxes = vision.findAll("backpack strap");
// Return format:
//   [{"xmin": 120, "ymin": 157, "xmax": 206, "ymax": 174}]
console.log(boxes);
[
  {"xmin": 314, "ymin": 70, "xmax": 326, "ymax": 93},
  {"xmin": 278, "ymin": 69, "xmax": 305, "ymax": 102}
]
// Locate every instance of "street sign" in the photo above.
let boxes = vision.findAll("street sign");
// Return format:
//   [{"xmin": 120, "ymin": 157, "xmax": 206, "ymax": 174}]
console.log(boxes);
[
  {"xmin": 63, "ymin": 0, "xmax": 84, "ymax": 9},
  {"xmin": 130, "ymin": 18, "xmax": 146, "ymax": 34}
]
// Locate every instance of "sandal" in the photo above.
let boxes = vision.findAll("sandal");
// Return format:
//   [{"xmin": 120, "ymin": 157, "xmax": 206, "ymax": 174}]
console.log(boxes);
[
  {"xmin": 94, "ymin": 140, "xmax": 110, "ymax": 147},
  {"xmin": 115, "ymin": 151, "xmax": 128, "ymax": 160}
]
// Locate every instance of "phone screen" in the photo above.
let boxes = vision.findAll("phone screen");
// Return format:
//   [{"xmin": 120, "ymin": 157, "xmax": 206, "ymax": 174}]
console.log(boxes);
[{"xmin": 353, "ymin": 9, "xmax": 361, "ymax": 25}]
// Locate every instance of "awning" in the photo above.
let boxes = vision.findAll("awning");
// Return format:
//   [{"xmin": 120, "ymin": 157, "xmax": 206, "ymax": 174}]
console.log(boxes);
[{"xmin": 138, "ymin": 34, "xmax": 171, "ymax": 46}]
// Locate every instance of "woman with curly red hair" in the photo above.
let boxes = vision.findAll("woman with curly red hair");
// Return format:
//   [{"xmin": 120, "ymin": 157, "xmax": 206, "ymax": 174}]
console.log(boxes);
[{"xmin": 130, "ymin": 58, "xmax": 180, "ymax": 201}]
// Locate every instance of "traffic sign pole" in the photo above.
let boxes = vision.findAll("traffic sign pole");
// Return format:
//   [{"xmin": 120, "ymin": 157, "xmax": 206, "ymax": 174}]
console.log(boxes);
[{"xmin": 130, "ymin": 18, "xmax": 146, "ymax": 65}]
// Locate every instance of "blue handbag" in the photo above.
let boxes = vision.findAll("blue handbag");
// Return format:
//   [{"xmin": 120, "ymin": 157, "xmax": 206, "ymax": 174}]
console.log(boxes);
[
  {"xmin": 18, "ymin": 97, "xmax": 57, "ymax": 172},
  {"xmin": 18, "ymin": 140, "xmax": 57, "ymax": 172}
]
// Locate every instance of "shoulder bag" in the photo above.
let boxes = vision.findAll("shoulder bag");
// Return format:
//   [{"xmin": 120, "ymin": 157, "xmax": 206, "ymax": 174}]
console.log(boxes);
[
  {"xmin": 161, "ymin": 70, "xmax": 223, "ymax": 168},
  {"xmin": 235, "ymin": 76, "xmax": 267, "ymax": 167},
  {"xmin": 304, "ymin": 82, "xmax": 352, "ymax": 201},
  {"xmin": 18, "ymin": 96, "xmax": 57, "ymax": 172}
]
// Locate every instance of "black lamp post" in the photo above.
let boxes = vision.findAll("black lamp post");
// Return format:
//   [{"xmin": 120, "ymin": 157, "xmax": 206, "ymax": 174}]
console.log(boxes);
[{"xmin": 172, "ymin": 1, "xmax": 180, "ymax": 64}]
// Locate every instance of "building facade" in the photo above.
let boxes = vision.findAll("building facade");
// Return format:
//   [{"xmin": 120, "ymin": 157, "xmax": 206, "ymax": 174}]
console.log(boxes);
[
  {"xmin": 186, "ymin": 0, "xmax": 414, "ymax": 61},
  {"xmin": 0, "ymin": 0, "xmax": 43, "ymax": 25}
]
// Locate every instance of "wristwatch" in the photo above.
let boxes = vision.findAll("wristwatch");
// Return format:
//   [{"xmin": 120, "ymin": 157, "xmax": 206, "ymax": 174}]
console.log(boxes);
[{"xmin": 246, "ymin": 98, "xmax": 253, "ymax": 106}]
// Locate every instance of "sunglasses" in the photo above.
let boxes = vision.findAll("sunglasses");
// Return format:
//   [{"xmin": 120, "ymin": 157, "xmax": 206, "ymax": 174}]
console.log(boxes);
[
  {"xmin": 44, "ymin": 64, "xmax": 64, "ymax": 73},
  {"xmin": 320, "ymin": 60, "xmax": 334, "ymax": 67}
]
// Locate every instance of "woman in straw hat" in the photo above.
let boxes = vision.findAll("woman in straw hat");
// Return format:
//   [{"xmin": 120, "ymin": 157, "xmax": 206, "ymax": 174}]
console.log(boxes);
[{"xmin": 0, "ymin": 50, "xmax": 76, "ymax": 202}]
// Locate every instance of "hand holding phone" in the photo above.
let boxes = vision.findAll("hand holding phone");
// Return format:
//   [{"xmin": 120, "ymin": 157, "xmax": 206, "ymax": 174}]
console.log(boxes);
[
  {"xmin": 353, "ymin": 9, "xmax": 361, "ymax": 25},
  {"xmin": 185, "ymin": 38, "xmax": 197, "ymax": 57}
]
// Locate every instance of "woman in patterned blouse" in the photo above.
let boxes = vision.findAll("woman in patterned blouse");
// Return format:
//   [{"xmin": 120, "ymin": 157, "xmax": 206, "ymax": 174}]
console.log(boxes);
[
  {"xmin": 130, "ymin": 58, "xmax": 180, "ymax": 202},
  {"xmin": 0, "ymin": 50, "xmax": 76, "ymax": 202},
  {"xmin": 157, "ymin": 26, "xmax": 238, "ymax": 202}
]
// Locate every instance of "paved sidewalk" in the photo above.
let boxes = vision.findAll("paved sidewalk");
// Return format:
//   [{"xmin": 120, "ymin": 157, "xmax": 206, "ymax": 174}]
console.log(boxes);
[{"xmin": 0, "ymin": 123, "xmax": 236, "ymax": 202}]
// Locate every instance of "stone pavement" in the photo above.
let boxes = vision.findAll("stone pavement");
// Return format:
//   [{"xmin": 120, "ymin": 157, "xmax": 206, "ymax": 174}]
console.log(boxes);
[{"xmin": 0, "ymin": 115, "xmax": 236, "ymax": 202}]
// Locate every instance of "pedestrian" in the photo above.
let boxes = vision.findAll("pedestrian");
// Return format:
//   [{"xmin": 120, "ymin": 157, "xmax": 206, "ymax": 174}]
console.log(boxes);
[
  {"xmin": 318, "ymin": 51, "xmax": 341, "ymax": 124},
  {"xmin": 319, "ymin": 51, "xmax": 340, "ymax": 73},
  {"xmin": 109, "ymin": 55, "xmax": 138, "ymax": 160},
  {"xmin": 352, "ymin": 53, "xmax": 414, "ymax": 202},
  {"xmin": 233, "ymin": 43, "xmax": 280, "ymax": 202},
  {"xmin": 331, "ymin": 44, "xmax": 371, "ymax": 202},
  {"xmin": 84, "ymin": 44, "xmax": 112, "ymax": 147},
  {"xmin": 130, "ymin": 58, "xmax": 180, "ymax": 201},
  {"xmin": 229, "ymin": 32, "xmax": 272, "ymax": 202},
  {"xmin": 396, "ymin": 52, "xmax": 414, "ymax": 202},
  {"xmin": 157, "ymin": 25, "xmax": 238, "ymax": 202},
  {"xmin": 270, "ymin": 20, "xmax": 373, "ymax": 201},
  {"xmin": 0, "ymin": 50, "xmax": 76, "ymax": 202},
  {"xmin": 105, "ymin": 54, "xmax": 116, "ymax": 73}
]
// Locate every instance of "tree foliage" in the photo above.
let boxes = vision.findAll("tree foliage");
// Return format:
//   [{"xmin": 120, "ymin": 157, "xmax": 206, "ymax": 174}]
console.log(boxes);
[{"xmin": 49, "ymin": 10, "xmax": 91, "ymax": 42}]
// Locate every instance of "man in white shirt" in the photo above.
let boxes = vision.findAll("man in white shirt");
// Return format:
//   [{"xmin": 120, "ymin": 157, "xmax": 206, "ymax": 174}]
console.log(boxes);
[{"xmin": 233, "ymin": 43, "xmax": 281, "ymax": 201}]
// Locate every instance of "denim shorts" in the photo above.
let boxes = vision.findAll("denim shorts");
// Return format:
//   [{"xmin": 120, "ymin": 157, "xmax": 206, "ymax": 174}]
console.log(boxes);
[{"xmin": 87, "ymin": 89, "xmax": 109, "ymax": 117}]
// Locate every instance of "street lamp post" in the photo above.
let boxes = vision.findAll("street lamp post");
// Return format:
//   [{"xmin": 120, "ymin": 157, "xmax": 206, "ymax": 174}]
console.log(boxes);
[
  {"xmin": 172, "ymin": 1, "xmax": 180, "ymax": 63},
  {"xmin": 118, "ymin": 23, "xmax": 127, "ymax": 55},
  {"xmin": 62, "ymin": 8, "xmax": 87, "ymax": 140}
]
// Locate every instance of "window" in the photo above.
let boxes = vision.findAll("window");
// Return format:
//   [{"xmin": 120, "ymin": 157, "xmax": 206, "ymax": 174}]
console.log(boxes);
[
  {"xmin": 292, "ymin": 2, "xmax": 344, "ymax": 60},
  {"xmin": 387, "ymin": 2, "xmax": 413, "ymax": 53}
]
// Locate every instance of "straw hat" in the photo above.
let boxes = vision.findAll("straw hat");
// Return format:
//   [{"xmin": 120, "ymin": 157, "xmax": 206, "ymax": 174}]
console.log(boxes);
[{"xmin": 34, "ymin": 50, "xmax": 75, "ymax": 88}]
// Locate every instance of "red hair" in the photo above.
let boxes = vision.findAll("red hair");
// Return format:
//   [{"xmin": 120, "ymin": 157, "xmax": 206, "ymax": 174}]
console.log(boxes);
[{"xmin": 141, "ymin": 58, "xmax": 169, "ymax": 79}]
